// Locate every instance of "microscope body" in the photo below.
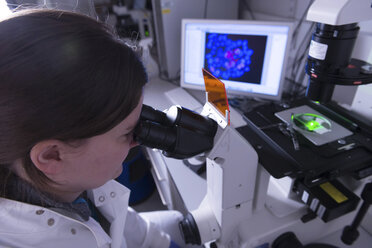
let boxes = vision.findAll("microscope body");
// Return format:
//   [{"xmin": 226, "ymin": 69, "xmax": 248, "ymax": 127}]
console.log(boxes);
[
  {"xmin": 135, "ymin": 1, "xmax": 372, "ymax": 245},
  {"xmin": 178, "ymin": 2, "xmax": 372, "ymax": 245},
  {"xmin": 178, "ymin": 101, "xmax": 258, "ymax": 247},
  {"xmin": 181, "ymin": 102, "xmax": 371, "ymax": 248}
]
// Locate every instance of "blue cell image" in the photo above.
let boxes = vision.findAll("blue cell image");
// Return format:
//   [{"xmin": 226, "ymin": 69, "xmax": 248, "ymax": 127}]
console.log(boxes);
[{"xmin": 205, "ymin": 33, "xmax": 254, "ymax": 80}]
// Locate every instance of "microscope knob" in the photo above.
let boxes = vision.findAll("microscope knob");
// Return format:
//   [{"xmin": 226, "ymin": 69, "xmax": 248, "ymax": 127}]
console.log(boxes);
[{"xmin": 179, "ymin": 213, "xmax": 201, "ymax": 245}]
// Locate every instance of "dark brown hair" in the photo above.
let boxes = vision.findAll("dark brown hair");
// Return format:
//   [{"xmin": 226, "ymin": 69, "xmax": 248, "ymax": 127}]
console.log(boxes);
[{"xmin": 0, "ymin": 9, "xmax": 147, "ymax": 195}]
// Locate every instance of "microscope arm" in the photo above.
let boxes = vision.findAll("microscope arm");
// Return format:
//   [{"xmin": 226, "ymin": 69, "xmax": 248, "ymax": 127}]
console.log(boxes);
[{"xmin": 307, "ymin": 0, "xmax": 372, "ymax": 25}]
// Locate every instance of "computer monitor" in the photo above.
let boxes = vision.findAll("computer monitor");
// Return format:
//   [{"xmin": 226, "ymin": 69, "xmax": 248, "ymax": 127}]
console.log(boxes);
[{"xmin": 180, "ymin": 19, "xmax": 292, "ymax": 101}]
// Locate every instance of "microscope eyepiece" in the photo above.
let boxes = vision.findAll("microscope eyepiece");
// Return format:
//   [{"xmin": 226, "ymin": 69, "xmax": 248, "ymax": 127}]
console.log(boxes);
[
  {"xmin": 134, "ymin": 121, "xmax": 177, "ymax": 151},
  {"xmin": 140, "ymin": 104, "xmax": 168, "ymax": 124},
  {"xmin": 166, "ymin": 105, "xmax": 218, "ymax": 137},
  {"xmin": 134, "ymin": 104, "xmax": 218, "ymax": 159}
]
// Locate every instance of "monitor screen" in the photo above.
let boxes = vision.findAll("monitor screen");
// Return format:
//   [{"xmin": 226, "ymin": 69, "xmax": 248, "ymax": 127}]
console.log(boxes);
[{"xmin": 180, "ymin": 19, "xmax": 292, "ymax": 101}]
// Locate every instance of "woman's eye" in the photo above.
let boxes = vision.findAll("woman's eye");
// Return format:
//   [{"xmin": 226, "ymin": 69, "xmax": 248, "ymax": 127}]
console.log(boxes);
[{"xmin": 122, "ymin": 131, "xmax": 133, "ymax": 140}]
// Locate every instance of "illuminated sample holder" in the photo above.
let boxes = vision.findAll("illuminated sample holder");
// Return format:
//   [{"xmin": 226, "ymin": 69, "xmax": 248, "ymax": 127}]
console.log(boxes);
[
  {"xmin": 291, "ymin": 113, "xmax": 332, "ymax": 134},
  {"xmin": 275, "ymin": 105, "xmax": 353, "ymax": 146}
]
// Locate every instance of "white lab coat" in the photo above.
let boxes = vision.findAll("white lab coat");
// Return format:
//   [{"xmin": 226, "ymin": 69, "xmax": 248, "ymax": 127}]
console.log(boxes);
[{"xmin": 0, "ymin": 180, "xmax": 185, "ymax": 248}]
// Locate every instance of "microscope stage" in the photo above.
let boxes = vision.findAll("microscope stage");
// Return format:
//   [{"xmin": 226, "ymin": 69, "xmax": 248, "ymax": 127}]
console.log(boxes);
[
  {"xmin": 275, "ymin": 105, "xmax": 353, "ymax": 146},
  {"xmin": 237, "ymin": 99, "xmax": 372, "ymax": 182}
]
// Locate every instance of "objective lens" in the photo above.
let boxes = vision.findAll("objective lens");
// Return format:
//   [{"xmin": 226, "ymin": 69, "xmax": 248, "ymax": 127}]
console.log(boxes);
[{"xmin": 305, "ymin": 78, "xmax": 335, "ymax": 103}]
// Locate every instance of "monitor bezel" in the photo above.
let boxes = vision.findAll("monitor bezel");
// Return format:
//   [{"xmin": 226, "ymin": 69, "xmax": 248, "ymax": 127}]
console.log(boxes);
[{"xmin": 180, "ymin": 18, "xmax": 293, "ymax": 101}]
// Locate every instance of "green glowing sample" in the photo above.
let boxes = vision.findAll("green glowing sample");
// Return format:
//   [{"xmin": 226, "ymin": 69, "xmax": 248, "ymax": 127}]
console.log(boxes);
[{"xmin": 291, "ymin": 113, "xmax": 332, "ymax": 134}]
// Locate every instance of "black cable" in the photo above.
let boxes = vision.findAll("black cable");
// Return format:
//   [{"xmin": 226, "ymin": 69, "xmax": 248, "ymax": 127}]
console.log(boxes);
[
  {"xmin": 241, "ymin": 0, "xmax": 255, "ymax": 20},
  {"xmin": 291, "ymin": 23, "xmax": 314, "ymax": 80},
  {"xmin": 293, "ymin": 24, "xmax": 314, "ymax": 70},
  {"xmin": 291, "ymin": 0, "xmax": 314, "ymax": 49},
  {"xmin": 289, "ymin": 23, "xmax": 315, "ymax": 97},
  {"xmin": 287, "ymin": 0, "xmax": 315, "ymax": 97},
  {"xmin": 292, "ymin": 25, "xmax": 314, "ymax": 95},
  {"xmin": 203, "ymin": 0, "xmax": 208, "ymax": 19}
]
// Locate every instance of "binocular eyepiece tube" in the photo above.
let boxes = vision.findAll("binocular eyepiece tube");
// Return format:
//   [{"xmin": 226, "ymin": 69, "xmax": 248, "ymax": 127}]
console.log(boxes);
[{"xmin": 134, "ymin": 104, "xmax": 218, "ymax": 159}]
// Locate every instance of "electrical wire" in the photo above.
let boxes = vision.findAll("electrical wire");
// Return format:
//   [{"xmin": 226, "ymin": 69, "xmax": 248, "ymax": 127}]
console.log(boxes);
[
  {"xmin": 203, "ymin": 0, "xmax": 208, "ymax": 19},
  {"xmin": 282, "ymin": 0, "xmax": 315, "ymax": 99},
  {"xmin": 291, "ymin": 0, "xmax": 314, "ymax": 50},
  {"xmin": 240, "ymin": 0, "xmax": 255, "ymax": 20},
  {"xmin": 289, "ymin": 23, "xmax": 315, "ymax": 97},
  {"xmin": 287, "ymin": 1, "xmax": 317, "ymax": 98}
]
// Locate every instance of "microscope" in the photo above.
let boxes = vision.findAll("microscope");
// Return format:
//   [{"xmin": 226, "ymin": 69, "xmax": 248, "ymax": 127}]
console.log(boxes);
[
  {"xmin": 135, "ymin": 69, "xmax": 260, "ymax": 247},
  {"xmin": 135, "ymin": 1, "xmax": 372, "ymax": 247},
  {"xmin": 305, "ymin": 0, "xmax": 372, "ymax": 103}
]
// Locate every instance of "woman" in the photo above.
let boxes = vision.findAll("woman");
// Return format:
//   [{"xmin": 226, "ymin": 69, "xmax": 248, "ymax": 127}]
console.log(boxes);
[{"xmin": 0, "ymin": 8, "xmax": 183, "ymax": 248}]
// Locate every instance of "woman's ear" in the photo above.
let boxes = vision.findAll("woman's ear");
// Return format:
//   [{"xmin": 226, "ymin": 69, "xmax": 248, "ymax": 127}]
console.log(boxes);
[{"xmin": 30, "ymin": 140, "xmax": 64, "ymax": 175}]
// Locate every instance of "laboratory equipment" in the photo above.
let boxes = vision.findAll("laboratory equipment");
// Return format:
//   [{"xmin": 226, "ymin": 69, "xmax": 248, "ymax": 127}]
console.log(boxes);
[
  {"xmin": 141, "ymin": 74, "xmax": 371, "ymax": 247},
  {"xmin": 152, "ymin": 0, "xmax": 238, "ymax": 80},
  {"xmin": 180, "ymin": 19, "xmax": 292, "ymax": 101},
  {"xmin": 140, "ymin": 1, "xmax": 372, "ymax": 246},
  {"xmin": 134, "ymin": 104, "xmax": 217, "ymax": 159},
  {"xmin": 305, "ymin": 0, "xmax": 372, "ymax": 103},
  {"xmin": 179, "ymin": 69, "xmax": 259, "ymax": 246},
  {"xmin": 111, "ymin": 0, "xmax": 153, "ymax": 40},
  {"xmin": 176, "ymin": 68, "xmax": 372, "ymax": 247}
]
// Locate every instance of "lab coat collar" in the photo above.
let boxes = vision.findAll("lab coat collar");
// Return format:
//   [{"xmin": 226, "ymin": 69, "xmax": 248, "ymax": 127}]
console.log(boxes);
[{"xmin": 88, "ymin": 180, "xmax": 131, "ymax": 248}]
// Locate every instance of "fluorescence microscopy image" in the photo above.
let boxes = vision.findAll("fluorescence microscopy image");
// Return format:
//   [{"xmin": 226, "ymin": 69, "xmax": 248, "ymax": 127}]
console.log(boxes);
[{"xmin": 204, "ymin": 32, "xmax": 267, "ymax": 84}]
